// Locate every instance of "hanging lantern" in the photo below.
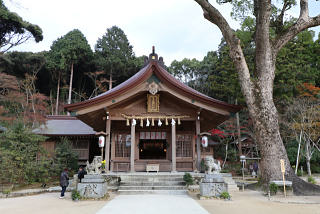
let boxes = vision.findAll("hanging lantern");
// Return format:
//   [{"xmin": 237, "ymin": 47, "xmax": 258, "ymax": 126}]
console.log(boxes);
[
  {"xmin": 140, "ymin": 119, "xmax": 143, "ymax": 127},
  {"xmin": 146, "ymin": 118, "xmax": 150, "ymax": 127},
  {"xmin": 158, "ymin": 118, "xmax": 162, "ymax": 126},
  {"xmin": 171, "ymin": 118, "xmax": 176, "ymax": 126},
  {"xmin": 178, "ymin": 117, "xmax": 181, "ymax": 125},
  {"xmin": 201, "ymin": 136, "xmax": 208, "ymax": 148},
  {"xmin": 126, "ymin": 119, "xmax": 129, "ymax": 126},
  {"xmin": 151, "ymin": 118, "xmax": 155, "ymax": 126},
  {"xmin": 165, "ymin": 117, "xmax": 168, "ymax": 125},
  {"xmin": 132, "ymin": 119, "xmax": 136, "ymax": 126},
  {"xmin": 98, "ymin": 136, "xmax": 105, "ymax": 148}
]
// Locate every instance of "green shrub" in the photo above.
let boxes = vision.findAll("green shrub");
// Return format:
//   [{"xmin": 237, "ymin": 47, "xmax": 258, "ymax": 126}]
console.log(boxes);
[
  {"xmin": 183, "ymin": 172, "xmax": 194, "ymax": 186},
  {"xmin": 220, "ymin": 191, "xmax": 231, "ymax": 199},
  {"xmin": 307, "ymin": 176, "xmax": 316, "ymax": 184},
  {"xmin": 297, "ymin": 170, "xmax": 303, "ymax": 176},
  {"xmin": 0, "ymin": 123, "xmax": 48, "ymax": 185},
  {"xmin": 54, "ymin": 137, "xmax": 78, "ymax": 173},
  {"xmin": 269, "ymin": 183, "xmax": 278, "ymax": 195},
  {"xmin": 71, "ymin": 189, "xmax": 81, "ymax": 201},
  {"xmin": 200, "ymin": 159, "xmax": 208, "ymax": 172}
]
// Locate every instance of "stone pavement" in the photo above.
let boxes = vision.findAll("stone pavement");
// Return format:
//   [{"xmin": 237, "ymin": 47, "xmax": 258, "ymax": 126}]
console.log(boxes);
[{"xmin": 96, "ymin": 194, "xmax": 210, "ymax": 214}]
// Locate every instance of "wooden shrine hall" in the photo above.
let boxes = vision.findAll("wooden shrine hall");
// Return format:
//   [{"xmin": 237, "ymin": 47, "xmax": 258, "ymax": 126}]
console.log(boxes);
[{"xmin": 65, "ymin": 47, "xmax": 240, "ymax": 172}]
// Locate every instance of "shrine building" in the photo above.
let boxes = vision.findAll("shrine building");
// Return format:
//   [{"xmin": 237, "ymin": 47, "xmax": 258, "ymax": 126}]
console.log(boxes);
[{"xmin": 64, "ymin": 48, "xmax": 240, "ymax": 172}]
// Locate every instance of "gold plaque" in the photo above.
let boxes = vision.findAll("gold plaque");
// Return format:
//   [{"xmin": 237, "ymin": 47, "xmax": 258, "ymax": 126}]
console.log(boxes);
[{"xmin": 147, "ymin": 94, "xmax": 159, "ymax": 112}]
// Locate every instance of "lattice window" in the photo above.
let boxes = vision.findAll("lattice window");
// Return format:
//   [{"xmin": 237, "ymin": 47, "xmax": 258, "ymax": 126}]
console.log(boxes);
[
  {"xmin": 176, "ymin": 134, "xmax": 192, "ymax": 157},
  {"xmin": 115, "ymin": 134, "xmax": 131, "ymax": 158}
]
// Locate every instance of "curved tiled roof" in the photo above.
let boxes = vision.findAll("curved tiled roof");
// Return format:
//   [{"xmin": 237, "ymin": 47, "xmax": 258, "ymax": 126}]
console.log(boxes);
[{"xmin": 65, "ymin": 57, "xmax": 241, "ymax": 113}]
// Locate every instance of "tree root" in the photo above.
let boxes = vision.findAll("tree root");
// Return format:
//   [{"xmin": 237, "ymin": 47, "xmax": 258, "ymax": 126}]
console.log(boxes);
[{"xmin": 290, "ymin": 171, "xmax": 320, "ymax": 195}]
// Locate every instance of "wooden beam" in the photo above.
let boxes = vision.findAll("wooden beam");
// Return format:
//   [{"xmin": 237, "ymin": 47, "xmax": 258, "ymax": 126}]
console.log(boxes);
[
  {"xmin": 196, "ymin": 118, "xmax": 201, "ymax": 171},
  {"xmin": 171, "ymin": 122, "xmax": 176, "ymax": 172},
  {"xmin": 130, "ymin": 123, "xmax": 136, "ymax": 172},
  {"xmin": 105, "ymin": 118, "xmax": 111, "ymax": 172}
]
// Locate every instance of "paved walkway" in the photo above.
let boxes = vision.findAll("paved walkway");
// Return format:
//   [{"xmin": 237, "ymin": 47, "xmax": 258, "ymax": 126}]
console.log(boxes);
[{"xmin": 96, "ymin": 194, "xmax": 210, "ymax": 214}]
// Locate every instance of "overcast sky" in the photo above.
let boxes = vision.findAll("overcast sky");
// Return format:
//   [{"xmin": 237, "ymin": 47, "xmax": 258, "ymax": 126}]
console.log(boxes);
[{"xmin": 4, "ymin": 0, "xmax": 320, "ymax": 65}]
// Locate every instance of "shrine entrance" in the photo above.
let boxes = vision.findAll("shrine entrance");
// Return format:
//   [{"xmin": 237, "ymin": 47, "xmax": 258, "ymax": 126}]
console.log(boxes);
[{"xmin": 139, "ymin": 139, "xmax": 167, "ymax": 160}]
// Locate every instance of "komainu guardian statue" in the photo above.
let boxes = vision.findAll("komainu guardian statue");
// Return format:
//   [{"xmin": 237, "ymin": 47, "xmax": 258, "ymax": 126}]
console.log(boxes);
[{"xmin": 204, "ymin": 156, "xmax": 221, "ymax": 174}]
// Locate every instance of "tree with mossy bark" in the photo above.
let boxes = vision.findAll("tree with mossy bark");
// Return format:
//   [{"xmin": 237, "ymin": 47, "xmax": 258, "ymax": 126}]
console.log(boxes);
[{"xmin": 194, "ymin": 0, "xmax": 320, "ymax": 195}]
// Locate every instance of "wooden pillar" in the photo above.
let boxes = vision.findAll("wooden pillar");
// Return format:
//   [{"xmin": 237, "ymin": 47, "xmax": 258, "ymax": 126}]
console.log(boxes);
[
  {"xmin": 196, "ymin": 119, "xmax": 201, "ymax": 171},
  {"xmin": 105, "ymin": 118, "xmax": 111, "ymax": 172},
  {"xmin": 171, "ymin": 121, "xmax": 176, "ymax": 172},
  {"xmin": 130, "ymin": 123, "xmax": 136, "ymax": 172}
]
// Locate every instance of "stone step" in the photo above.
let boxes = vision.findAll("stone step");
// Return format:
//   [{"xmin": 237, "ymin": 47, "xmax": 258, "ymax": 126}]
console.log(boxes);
[
  {"xmin": 119, "ymin": 185, "xmax": 187, "ymax": 191},
  {"xmin": 118, "ymin": 189, "xmax": 188, "ymax": 195},
  {"xmin": 120, "ymin": 181, "xmax": 185, "ymax": 186},
  {"xmin": 121, "ymin": 178, "xmax": 183, "ymax": 182}
]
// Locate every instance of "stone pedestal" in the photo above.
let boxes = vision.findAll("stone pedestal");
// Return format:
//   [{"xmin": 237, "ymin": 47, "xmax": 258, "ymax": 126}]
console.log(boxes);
[
  {"xmin": 77, "ymin": 174, "xmax": 107, "ymax": 198},
  {"xmin": 200, "ymin": 173, "xmax": 227, "ymax": 197}
]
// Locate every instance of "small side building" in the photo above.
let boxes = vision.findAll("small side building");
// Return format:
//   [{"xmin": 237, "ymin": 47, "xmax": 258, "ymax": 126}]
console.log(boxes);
[{"xmin": 33, "ymin": 115, "xmax": 99, "ymax": 164}]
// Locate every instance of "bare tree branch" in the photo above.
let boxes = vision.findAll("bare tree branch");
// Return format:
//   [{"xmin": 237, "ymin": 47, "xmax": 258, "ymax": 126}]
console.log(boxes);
[
  {"xmin": 194, "ymin": 0, "xmax": 255, "ymax": 108},
  {"xmin": 273, "ymin": 0, "xmax": 320, "ymax": 54}
]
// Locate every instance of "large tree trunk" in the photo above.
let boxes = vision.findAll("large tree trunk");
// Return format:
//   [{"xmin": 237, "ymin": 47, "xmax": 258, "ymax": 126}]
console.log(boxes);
[
  {"xmin": 109, "ymin": 72, "xmax": 113, "ymax": 90},
  {"xmin": 68, "ymin": 63, "xmax": 74, "ymax": 105},
  {"xmin": 235, "ymin": 99, "xmax": 242, "ymax": 156},
  {"xmin": 194, "ymin": 0, "xmax": 320, "ymax": 195},
  {"xmin": 55, "ymin": 73, "xmax": 60, "ymax": 115}
]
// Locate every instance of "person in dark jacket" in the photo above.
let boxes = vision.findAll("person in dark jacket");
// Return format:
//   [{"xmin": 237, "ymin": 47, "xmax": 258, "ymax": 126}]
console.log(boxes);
[
  {"xmin": 59, "ymin": 168, "xmax": 69, "ymax": 199},
  {"xmin": 253, "ymin": 162, "xmax": 259, "ymax": 178},
  {"xmin": 77, "ymin": 166, "xmax": 87, "ymax": 183}
]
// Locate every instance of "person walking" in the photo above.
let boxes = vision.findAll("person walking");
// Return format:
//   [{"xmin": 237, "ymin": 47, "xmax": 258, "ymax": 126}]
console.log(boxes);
[{"xmin": 60, "ymin": 168, "xmax": 69, "ymax": 199}]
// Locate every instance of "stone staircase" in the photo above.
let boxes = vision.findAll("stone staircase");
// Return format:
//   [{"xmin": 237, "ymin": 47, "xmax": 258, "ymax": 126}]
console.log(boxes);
[
  {"xmin": 221, "ymin": 173, "xmax": 239, "ymax": 192},
  {"xmin": 117, "ymin": 173, "xmax": 188, "ymax": 195}
]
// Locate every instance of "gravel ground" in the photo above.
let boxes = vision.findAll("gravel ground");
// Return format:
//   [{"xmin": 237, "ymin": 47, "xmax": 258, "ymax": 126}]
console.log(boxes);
[
  {"xmin": 194, "ymin": 190, "xmax": 320, "ymax": 214},
  {"xmin": 0, "ymin": 192, "xmax": 106, "ymax": 214},
  {"xmin": 1, "ymin": 190, "xmax": 320, "ymax": 214}
]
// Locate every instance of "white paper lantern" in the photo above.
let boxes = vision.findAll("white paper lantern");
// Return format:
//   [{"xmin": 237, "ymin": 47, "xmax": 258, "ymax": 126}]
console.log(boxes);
[
  {"xmin": 98, "ymin": 136, "xmax": 105, "ymax": 148},
  {"xmin": 201, "ymin": 136, "xmax": 208, "ymax": 148}
]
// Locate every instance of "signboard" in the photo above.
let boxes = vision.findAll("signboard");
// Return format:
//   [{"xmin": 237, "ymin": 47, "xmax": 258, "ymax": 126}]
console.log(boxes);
[
  {"xmin": 280, "ymin": 159, "xmax": 285, "ymax": 173},
  {"xmin": 147, "ymin": 94, "xmax": 160, "ymax": 112},
  {"xmin": 280, "ymin": 159, "xmax": 286, "ymax": 197}
]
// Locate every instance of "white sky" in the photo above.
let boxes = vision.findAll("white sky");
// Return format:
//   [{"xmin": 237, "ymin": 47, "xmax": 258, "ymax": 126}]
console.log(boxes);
[{"xmin": 4, "ymin": 0, "xmax": 320, "ymax": 65}]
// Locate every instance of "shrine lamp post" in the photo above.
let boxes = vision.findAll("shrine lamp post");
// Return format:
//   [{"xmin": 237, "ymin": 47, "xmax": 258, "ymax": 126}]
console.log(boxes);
[{"xmin": 240, "ymin": 155, "xmax": 246, "ymax": 191}]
